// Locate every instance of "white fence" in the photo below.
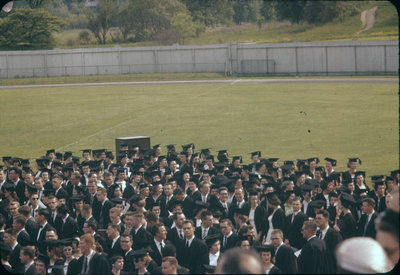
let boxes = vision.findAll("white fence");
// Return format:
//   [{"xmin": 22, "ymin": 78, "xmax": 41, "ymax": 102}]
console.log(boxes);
[{"xmin": 0, "ymin": 40, "xmax": 397, "ymax": 78}]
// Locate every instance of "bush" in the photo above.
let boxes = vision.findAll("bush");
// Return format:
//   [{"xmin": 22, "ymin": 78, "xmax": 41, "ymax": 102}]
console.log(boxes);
[{"xmin": 79, "ymin": 30, "xmax": 91, "ymax": 44}]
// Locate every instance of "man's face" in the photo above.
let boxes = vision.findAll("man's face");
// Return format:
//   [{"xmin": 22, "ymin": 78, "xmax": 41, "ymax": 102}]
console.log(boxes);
[
  {"xmin": 30, "ymin": 194, "xmax": 39, "ymax": 207},
  {"xmin": 79, "ymin": 239, "xmax": 90, "ymax": 255},
  {"xmin": 162, "ymin": 261, "xmax": 176, "ymax": 275},
  {"xmin": 348, "ymin": 161, "xmax": 357, "ymax": 170},
  {"xmin": 220, "ymin": 222, "xmax": 231, "ymax": 236},
  {"xmin": 377, "ymin": 185, "xmax": 385, "ymax": 196},
  {"xmin": 124, "ymin": 215, "xmax": 134, "ymax": 227},
  {"xmin": 0, "ymin": 170, "xmax": 4, "ymax": 181},
  {"xmin": 9, "ymin": 170, "xmax": 17, "ymax": 181},
  {"xmin": 200, "ymin": 184, "xmax": 210, "ymax": 195},
  {"xmin": 164, "ymin": 185, "xmax": 172, "ymax": 196},
  {"xmin": 96, "ymin": 191, "xmax": 105, "ymax": 202},
  {"xmin": 35, "ymin": 260, "xmax": 46, "ymax": 274},
  {"xmin": 41, "ymin": 172, "xmax": 49, "ymax": 182},
  {"xmin": 104, "ymin": 176, "xmax": 113, "ymax": 186},
  {"xmin": 326, "ymin": 161, "xmax": 333, "ymax": 170},
  {"xmin": 34, "ymin": 178, "xmax": 44, "ymax": 190},
  {"xmin": 301, "ymin": 226, "xmax": 310, "ymax": 239},
  {"xmin": 169, "ymin": 161, "xmax": 177, "ymax": 171},
  {"xmin": 106, "ymin": 226, "xmax": 116, "ymax": 239},
  {"xmin": 3, "ymin": 233, "xmax": 13, "ymax": 245},
  {"xmin": 271, "ymin": 233, "xmax": 282, "ymax": 247},
  {"xmin": 152, "ymin": 206, "xmax": 161, "ymax": 217},
  {"xmin": 158, "ymin": 226, "xmax": 168, "ymax": 240},
  {"xmin": 9, "ymin": 204, "xmax": 19, "ymax": 216},
  {"xmin": 48, "ymin": 198, "xmax": 58, "ymax": 211},
  {"xmin": 315, "ymin": 214, "xmax": 326, "ymax": 228},
  {"xmin": 175, "ymin": 214, "xmax": 185, "ymax": 228},
  {"xmin": 83, "ymin": 166, "xmax": 90, "ymax": 175},
  {"xmin": 114, "ymin": 188, "xmax": 122, "ymax": 198},
  {"xmin": 120, "ymin": 236, "xmax": 132, "ymax": 252},
  {"xmin": 12, "ymin": 220, "xmax": 22, "ymax": 231},
  {"xmin": 110, "ymin": 213, "xmax": 120, "ymax": 224},
  {"xmin": 19, "ymin": 251, "xmax": 30, "ymax": 264},
  {"xmin": 361, "ymin": 202, "xmax": 373, "ymax": 214},
  {"xmin": 202, "ymin": 215, "xmax": 213, "ymax": 228},
  {"xmin": 45, "ymin": 230, "xmax": 57, "ymax": 240},
  {"xmin": 52, "ymin": 178, "xmax": 61, "ymax": 189},
  {"xmin": 292, "ymin": 200, "xmax": 302, "ymax": 212},
  {"xmin": 87, "ymin": 182, "xmax": 97, "ymax": 194},
  {"xmin": 218, "ymin": 190, "xmax": 228, "ymax": 202},
  {"xmin": 25, "ymin": 173, "xmax": 34, "ymax": 184},
  {"xmin": 235, "ymin": 189, "xmax": 244, "ymax": 202},
  {"xmin": 183, "ymin": 223, "xmax": 194, "ymax": 239},
  {"xmin": 261, "ymin": 251, "xmax": 271, "ymax": 264}
]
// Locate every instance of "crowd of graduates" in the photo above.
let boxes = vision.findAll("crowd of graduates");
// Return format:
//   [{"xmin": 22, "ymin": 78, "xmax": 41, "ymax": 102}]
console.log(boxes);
[{"xmin": 0, "ymin": 143, "xmax": 398, "ymax": 274}]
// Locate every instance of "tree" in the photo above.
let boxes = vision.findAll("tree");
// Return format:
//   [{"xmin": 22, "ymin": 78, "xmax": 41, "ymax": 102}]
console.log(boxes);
[
  {"xmin": 276, "ymin": 0, "xmax": 307, "ymax": 24},
  {"xmin": 0, "ymin": 8, "xmax": 66, "ymax": 50},
  {"xmin": 303, "ymin": 1, "xmax": 339, "ymax": 24},
  {"xmin": 85, "ymin": 0, "xmax": 116, "ymax": 44},
  {"xmin": 118, "ymin": 0, "xmax": 187, "ymax": 42},
  {"xmin": 171, "ymin": 11, "xmax": 195, "ymax": 44},
  {"xmin": 233, "ymin": 0, "xmax": 261, "ymax": 24},
  {"xmin": 26, "ymin": 0, "xmax": 50, "ymax": 9},
  {"xmin": 183, "ymin": 0, "xmax": 234, "ymax": 26}
]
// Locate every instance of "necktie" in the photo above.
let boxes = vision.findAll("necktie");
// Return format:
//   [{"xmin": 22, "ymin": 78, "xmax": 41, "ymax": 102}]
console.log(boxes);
[
  {"xmin": 363, "ymin": 216, "xmax": 369, "ymax": 235},
  {"xmin": 185, "ymin": 240, "xmax": 189, "ymax": 248},
  {"xmin": 317, "ymin": 230, "xmax": 322, "ymax": 239},
  {"xmin": 223, "ymin": 236, "xmax": 227, "ymax": 247},
  {"xmin": 179, "ymin": 229, "xmax": 183, "ymax": 239},
  {"xmin": 203, "ymin": 196, "xmax": 206, "ymax": 203},
  {"xmin": 82, "ymin": 256, "xmax": 89, "ymax": 274},
  {"xmin": 37, "ymin": 226, "xmax": 43, "ymax": 241},
  {"xmin": 202, "ymin": 229, "xmax": 207, "ymax": 239},
  {"xmin": 291, "ymin": 213, "xmax": 296, "ymax": 224}
]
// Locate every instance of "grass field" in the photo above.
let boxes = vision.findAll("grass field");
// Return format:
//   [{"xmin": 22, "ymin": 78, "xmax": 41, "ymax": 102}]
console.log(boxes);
[{"xmin": 0, "ymin": 81, "xmax": 398, "ymax": 185}]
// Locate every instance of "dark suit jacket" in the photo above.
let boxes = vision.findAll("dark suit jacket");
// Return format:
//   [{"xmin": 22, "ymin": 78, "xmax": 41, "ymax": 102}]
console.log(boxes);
[
  {"xmin": 220, "ymin": 232, "xmax": 239, "ymax": 253},
  {"xmin": 131, "ymin": 226, "xmax": 151, "ymax": 250},
  {"xmin": 192, "ymin": 193, "xmax": 219, "ymax": 208},
  {"xmin": 149, "ymin": 239, "xmax": 173, "ymax": 266},
  {"xmin": 298, "ymin": 236, "xmax": 332, "ymax": 274},
  {"xmin": 179, "ymin": 237, "xmax": 208, "ymax": 274},
  {"xmin": 356, "ymin": 212, "xmax": 378, "ymax": 238},
  {"xmin": 24, "ymin": 263, "xmax": 37, "ymax": 275},
  {"xmin": 35, "ymin": 222, "xmax": 52, "ymax": 253},
  {"xmin": 15, "ymin": 179, "xmax": 27, "ymax": 203},
  {"xmin": 337, "ymin": 212, "xmax": 357, "ymax": 240},
  {"xmin": 252, "ymin": 206, "xmax": 268, "ymax": 238},
  {"xmin": 54, "ymin": 187, "xmax": 68, "ymax": 198},
  {"xmin": 228, "ymin": 201, "xmax": 251, "ymax": 223},
  {"xmin": 10, "ymin": 243, "xmax": 22, "ymax": 273},
  {"xmin": 271, "ymin": 208, "xmax": 286, "ymax": 232},
  {"xmin": 25, "ymin": 217, "xmax": 39, "ymax": 240},
  {"xmin": 274, "ymin": 243, "xmax": 297, "ymax": 274},
  {"xmin": 194, "ymin": 226, "xmax": 220, "ymax": 240},
  {"xmin": 67, "ymin": 252, "xmax": 110, "ymax": 275},
  {"xmin": 57, "ymin": 215, "xmax": 80, "ymax": 239},
  {"xmin": 17, "ymin": 229, "xmax": 31, "ymax": 247},
  {"xmin": 92, "ymin": 199, "xmax": 114, "ymax": 229},
  {"xmin": 285, "ymin": 211, "xmax": 308, "ymax": 249},
  {"xmin": 319, "ymin": 227, "xmax": 343, "ymax": 274},
  {"xmin": 106, "ymin": 236, "xmax": 124, "ymax": 257}
]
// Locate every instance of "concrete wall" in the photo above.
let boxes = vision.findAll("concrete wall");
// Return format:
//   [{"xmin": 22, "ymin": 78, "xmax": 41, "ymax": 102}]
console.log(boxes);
[{"xmin": 0, "ymin": 41, "xmax": 397, "ymax": 78}]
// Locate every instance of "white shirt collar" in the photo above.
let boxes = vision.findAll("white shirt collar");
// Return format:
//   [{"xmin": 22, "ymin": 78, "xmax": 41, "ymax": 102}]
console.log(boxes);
[
  {"xmin": 24, "ymin": 261, "xmax": 34, "ymax": 272},
  {"xmin": 307, "ymin": 235, "xmax": 317, "ymax": 242},
  {"xmin": 62, "ymin": 214, "xmax": 69, "ymax": 223},
  {"xmin": 186, "ymin": 235, "xmax": 195, "ymax": 246}
]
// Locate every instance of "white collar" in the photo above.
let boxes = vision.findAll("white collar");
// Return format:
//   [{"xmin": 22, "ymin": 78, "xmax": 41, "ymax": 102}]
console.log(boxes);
[
  {"xmin": 307, "ymin": 235, "xmax": 317, "ymax": 242},
  {"xmin": 62, "ymin": 214, "xmax": 69, "ymax": 223},
  {"xmin": 186, "ymin": 235, "xmax": 195, "ymax": 246}
]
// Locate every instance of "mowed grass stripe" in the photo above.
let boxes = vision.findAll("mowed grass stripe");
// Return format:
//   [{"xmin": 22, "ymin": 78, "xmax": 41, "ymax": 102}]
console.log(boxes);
[{"xmin": 0, "ymin": 83, "xmax": 398, "ymax": 182}]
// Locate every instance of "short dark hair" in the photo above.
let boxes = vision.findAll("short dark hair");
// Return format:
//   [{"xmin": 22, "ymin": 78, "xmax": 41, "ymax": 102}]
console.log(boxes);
[
  {"xmin": 182, "ymin": 220, "xmax": 194, "ymax": 227},
  {"xmin": 362, "ymin": 197, "xmax": 376, "ymax": 208},
  {"xmin": 85, "ymin": 220, "xmax": 97, "ymax": 231},
  {"xmin": 110, "ymin": 255, "xmax": 123, "ymax": 265},
  {"xmin": 316, "ymin": 209, "xmax": 330, "ymax": 219},
  {"xmin": 21, "ymin": 246, "xmax": 35, "ymax": 259},
  {"xmin": 201, "ymin": 211, "xmax": 213, "ymax": 220},
  {"xmin": 150, "ymin": 222, "xmax": 165, "ymax": 236},
  {"xmin": 56, "ymin": 204, "xmax": 68, "ymax": 215}
]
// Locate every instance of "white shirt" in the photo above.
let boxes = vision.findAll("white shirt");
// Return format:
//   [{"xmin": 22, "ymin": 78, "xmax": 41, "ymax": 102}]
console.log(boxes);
[
  {"xmin": 186, "ymin": 235, "xmax": 195, "ymax": 247},
  {"xmin": 320, "ymin": 226, "xmax": 329, "ymax": 240},
  {"xmin": 307, "ymin": 235, "xmax": 317, "ymax": 242},
  {"xmin": 111, "ymin": 236, "xmax": 119, "ymax": 248},
  {"xmin": 209, "ymin": 251, "xmax": 220, "ymax": 266},
  {"xmin": 154, "ymin": 237, "xmax": 165, "ymax": 254},
  {"xmin": 24, "ymin": 261, "xmax": 34, "ymax": 272}
]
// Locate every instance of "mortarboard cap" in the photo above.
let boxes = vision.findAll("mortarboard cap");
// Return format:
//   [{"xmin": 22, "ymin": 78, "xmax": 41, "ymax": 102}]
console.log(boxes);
[
  {"xmin": 81, "ymin": 149, "xmax": 91, "ymax": 154},
  {"xmin": 300, "ymin": 184, "xmax": 314, "ymax": 192},
  {"xmin": 71, "ymin": 195, "xmax": 85, "ymax": 202},
  {"xmin": 284, "ymin": 160, "xmax": 295, "ymax": 166},
  {"xmin": 250, "ymin": 151, "xmax": 261, "ymax": 157},
  {"xmin": 205, "ymin": 155, "xmax": 214, "ymax": 162},
  {"xmin": 254, "ymin": 244, "xmax": 275, "ymax": 254},
  {"xmin": 348, "ymin": 158, "xmax": 362, "ymax": 165},
  {"xmin": 182, "ymin": 143, "xmax": 194, "ymax": 151},
  {"xmin": 130, "ymin": 194, "xmax": 143, "ymax": 204},
  {"xmin": 2, "ymin": 156, "xmax": 12, "ymax": 162},
  {"xmin": 46, "ymin": 149, "xmax": 55, "ymax": 155},
  {"xmin": 166, "ymin": 144, "xmax": 176, "ymax": 150},
  {"xmin": 36, "ymin": 253, "xmax": 50, "ymax": 266},
  {"xmin": 63, "ymin": 151, "xmax": 73, "ymax": 160},
  {"xmin": 110, "ymin": 198, "xmax": 124, "ymax": 205},
  {"xmin": 307, "ymin": 157, "xmax": 320, "ymax": 164},
  {"xmin": 340, "ymin": 192, "xmax": 356, "ymax": 207},
  {"xmin": 204, "ymin": 234, "xmax": 220, "ymax": 246},
  {"xmin": 390, "ymin": 169, "xmax": 399, "ymax": 176},
  {"xmin": 324, "ymin": 157, "xmax": 337, "ymax": 166},
  {"xmin": 120, "ymin": 143, "xmax": 128, "ymax": 148},
  {"xmin": 371, "ymin": 175, "xmax": 385, "ymax": 182},
  {"xmin": 315, "ymin": 166, "xmax": 325, "ymax": 172},
  {"xmin": 21, "ymin": 159, "xmax": 30, "ymax": 165},
  {"xmin": 309, "ymin": 200, "xmax": 326, "ymax": 209},
  {"xmin": 267, "ymin": 158, "xmax": 279, "ymax": 162},
  {"xmin": 152, "ymin": 144, "xmax": 161, "ymax": 149},
  {"xmin": 55, "ymin": 152, "xmax": 63, "ymax": 159},
  {"xmin": 3, "ymin": 182, "xmax": 15, "ymax": 191},
  {"xmin": 132, "ymin": 248, "xmax": 149, "ymax": 258},
  {"xmin": 232, "ymin": 156, "xmax": 242, "ymax": 163}
]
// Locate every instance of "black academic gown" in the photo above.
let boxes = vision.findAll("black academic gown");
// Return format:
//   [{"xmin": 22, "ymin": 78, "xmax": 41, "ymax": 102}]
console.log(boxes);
[
  {"xmin": 179, "ymin": 237, "xmax": 208, "ymax": 274},
  {"xmin": 274, "ymin": 243, "xmax": 297, "ymax": 274},
  {"xmin": 285, "ymin": 211, "xmax": 308, "ymax": 250},
  {"xmin": 298, "ymin": 236, "xmax": 332, "ymax": 274}
]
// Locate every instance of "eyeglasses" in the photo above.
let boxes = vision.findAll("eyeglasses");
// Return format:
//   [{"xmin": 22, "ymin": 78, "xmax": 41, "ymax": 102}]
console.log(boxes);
[
  {"xmin": 63, "ymin": 248, "xmax": 72, "ymax": 252},
  {"xmin": 31, "ymin": 198, "xmax": 38, "ymax": 200}
]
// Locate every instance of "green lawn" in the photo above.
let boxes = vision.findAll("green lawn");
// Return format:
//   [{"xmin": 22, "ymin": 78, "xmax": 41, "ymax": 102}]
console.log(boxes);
[{"xmin": 0, "ymin": 82, "xmax": 398, "ymax": 186}]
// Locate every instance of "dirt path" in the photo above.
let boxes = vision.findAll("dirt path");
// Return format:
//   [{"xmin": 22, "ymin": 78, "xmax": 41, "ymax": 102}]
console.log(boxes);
[{"xmin": 356, "ymin": 6, "xmax": 378, "ymax": 34}]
